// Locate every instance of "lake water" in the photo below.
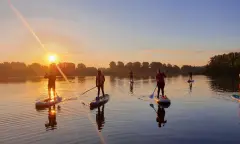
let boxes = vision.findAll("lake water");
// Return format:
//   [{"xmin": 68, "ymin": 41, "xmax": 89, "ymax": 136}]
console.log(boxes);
[{"xmin": 1, "ymin": 75, "xmax": 240, "ymax": 144}]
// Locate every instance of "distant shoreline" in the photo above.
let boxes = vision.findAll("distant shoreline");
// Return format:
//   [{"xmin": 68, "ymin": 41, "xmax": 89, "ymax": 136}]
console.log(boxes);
[{"xmin": 0, "ymin": 52, "xmax": 239, "ymax": 78}]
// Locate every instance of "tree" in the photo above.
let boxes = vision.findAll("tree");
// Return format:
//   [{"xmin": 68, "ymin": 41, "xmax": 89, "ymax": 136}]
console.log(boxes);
[
  {"xmin": 109, "ymin": 61, "xmax": 117, "ymax": 69},
  {"xmin": 125, "ymin": 62, "xmax": 133, "ymax": 69},
  {"xmin": 132, "ymin": 62, "xmax": 141, "ymax": 70},
  {"xmin": 117, "ymin": 61, "xmax": 124, "ymax": 68},
  {"xmin": 206, "ymin": 52, "xmax": 240, "ymax": 76},
  {"xmin": 77, "ymin": 63, "xmax": 86, "ymax": 70},
  {"xmin": 142, "ymin": 62, "xmax": 149, "ymax": 69},
  {"xmin": 58, "ymin": 62, "xmax": 76, "ymax": 76},
  {"xmin": 28, "ymin": 63, "xmax": 45, "ymax": 76},
  {"xmin": 150, "ymin": 62, "xmax": 162, "ymax": 71}
]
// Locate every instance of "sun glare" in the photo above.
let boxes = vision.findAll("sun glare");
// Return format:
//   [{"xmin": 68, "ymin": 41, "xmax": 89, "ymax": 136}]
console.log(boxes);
[{"xmin": 49, "ymin": 55, "xmax": 57, "ymax": 63}]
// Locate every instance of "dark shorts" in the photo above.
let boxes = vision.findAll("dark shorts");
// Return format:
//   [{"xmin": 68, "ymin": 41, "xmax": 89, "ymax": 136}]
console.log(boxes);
[
  {"xmin": 97, "ymin": 84, "xmax": 104, "ymax": 88},
  {"xmin": 48, "ymin": 85, "xmax": 55, "ymax": 89}
]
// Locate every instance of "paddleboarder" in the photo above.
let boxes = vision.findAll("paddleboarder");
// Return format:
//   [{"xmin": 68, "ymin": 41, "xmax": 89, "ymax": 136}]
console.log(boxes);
[
  {"xmin": 96, "ymin": 70, "xmax": 105, "ymax": 99},
  {"xmin": 189, "ymin": 72, "xmax": 193, "ymax": 81},
  {"xmin": 156, "ymin": 69, "xmax": 166, "ymax": 98},
  {"xmin": 44, "ymin": 67, "xmax": 56, "ymax": 100},
  {"xmin": 129, "ymin": 70, "xmax": 133, "ymax": 82}
]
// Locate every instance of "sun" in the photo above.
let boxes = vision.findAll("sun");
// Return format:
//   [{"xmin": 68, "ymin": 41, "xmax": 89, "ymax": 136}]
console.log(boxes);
[{"xmin": 48, "ymin": 55, "xmax": 57, "ymax": 63}]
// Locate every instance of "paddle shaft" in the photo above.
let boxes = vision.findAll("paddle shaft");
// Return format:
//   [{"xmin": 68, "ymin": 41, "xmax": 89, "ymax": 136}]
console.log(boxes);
[
  {"xmin": 153, "ymin": 86, "xmax": 157, "ymax": 95},
  {"xmin": 150, "ymin": 105, "xmax": 158, "ymax": 114},
  {"xmin": 149, "ymin": 86, "xmax": 157, "ymax": 99},
  {"xmin": 81, "ymin": 86, "xmax": 97, "ymax": 95}
]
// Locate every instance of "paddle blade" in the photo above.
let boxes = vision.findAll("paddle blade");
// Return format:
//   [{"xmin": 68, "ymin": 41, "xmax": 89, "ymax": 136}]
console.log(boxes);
[
  {"xmin": 150, "ymin": 104, "xmax": 154, "ymax": 108},
  {"xmin": 149, "ymin": 93, "xmax": 154, "ymax": 99}
]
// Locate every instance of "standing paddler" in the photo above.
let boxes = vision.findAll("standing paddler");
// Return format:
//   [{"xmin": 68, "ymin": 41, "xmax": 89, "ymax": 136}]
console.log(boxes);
[
  {"xmin": 96, "ymin": 69, "xmax": 105, "ymax": 100},
  {"xmin": 44, "ymin": 63, "xmax": 57, "ymax": 100},
  {"xmin": 189, "ymin": 72, "xmax": 193, "ymax": 81},
  {"xmin": 156, "ymin": 69, "xmax": 166, "ymax": 99}
]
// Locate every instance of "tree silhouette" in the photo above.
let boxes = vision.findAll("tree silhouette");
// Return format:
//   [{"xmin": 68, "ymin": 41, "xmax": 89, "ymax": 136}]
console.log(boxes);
[
  {"xmin": 1, "ymin": 52, "xmax": 238, "ymax": 78},
  {"xmin": 117, "ymin": 61, "xmax": 124, "ymax": 68},
  {"xmin": 109, "ymin": 61, "xmax": 117, "ymax": 69},
  {"xmin": 133, "ymin": 62, "xmax": 141, "ymax": 70},
  {"xmin": 206, "ymin": 52, "xmax": 240, "ymax": 76},
  {"xmin": 125, "ymin": 62, "xmax": 133, "ymax": 70},
  {"xmin": 142, "ymin": 62, "xmax": 149, "ymax": 69},
  {"xmin": 77, "ymin": 63, "xmax": 86, "ymax": 70}
]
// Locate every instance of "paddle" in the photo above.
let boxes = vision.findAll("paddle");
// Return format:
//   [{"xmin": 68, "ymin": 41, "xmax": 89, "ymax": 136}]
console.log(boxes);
[
  {"xmin": 81, "ymin": 86, "xmax": 97, "ymax": 95},
  {"xmin": 62, "ymin": 87, "xmax": 97, "ymax": 102},
  {"xmin": 150, "ymin": 103, "xmax": 157, "ymax": 113},
  {"xmin": 149, "ymin": 86, "xmax": 157, "ymax": 99}
]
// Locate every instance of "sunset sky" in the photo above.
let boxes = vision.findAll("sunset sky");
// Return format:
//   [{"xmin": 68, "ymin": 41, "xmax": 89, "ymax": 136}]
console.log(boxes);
[{"xmin": 0, "ymin": 0, "xmax": 239, "ymax": 67}]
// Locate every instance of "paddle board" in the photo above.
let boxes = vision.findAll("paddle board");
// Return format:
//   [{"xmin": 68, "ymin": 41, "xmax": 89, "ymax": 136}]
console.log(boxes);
[
  {"xmin": 35, "ymin": 96, "xmax": 62, "ymax": 110},
  {"xmin": 232, "ymin": 94, "xmax": 240, "ymax": 101},
  {"xmin": 154, "ymin": 96, "xmax": 171, "ymax": 108},
  {"xmin": 90, "ymin": 94, "xmax": 109, "ymax": 110},
  {"xmin": 188, "ymin": 80, "xmax": 194, "ymax": 83}
]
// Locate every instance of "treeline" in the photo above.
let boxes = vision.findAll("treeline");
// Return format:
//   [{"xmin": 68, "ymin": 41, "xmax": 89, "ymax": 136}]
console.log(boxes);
[
  {"xmin": 0, "ymin": 62, "xmax": 48, "ymax": 77},
  {"xmin": 205, "ymin": 52, "xmax": 240, "ymax": 77},
  {"xmin": 0, "ymin": 52, "xmax": 239, "ymax": 78},
  {"xmin": 101, "ymin": 62, "xmax": 205, "ymax": 76},
  {"xmin": 0, "ymin": 61, "xmax": 204, "ymax": 78}
]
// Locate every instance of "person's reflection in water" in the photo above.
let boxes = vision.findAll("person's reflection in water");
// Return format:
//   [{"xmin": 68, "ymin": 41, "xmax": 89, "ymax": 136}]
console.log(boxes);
[
  {"xmin": 189, "ymin": 82, "xmax": 192, "ymax": 93},
  {"xmin": 156, "ymin": 105, "xmax": 167, "ymax": 128},
  {"xmin": 130, "ymin": 83, "xmax": 133, "ymax": 94},
  {"xmin": 45, "ymin": 105, "xmax": 58, "ymax": 130},
  {"xmin": 96, "ymin": 105, "xmax": 105, "ymax": 131}
]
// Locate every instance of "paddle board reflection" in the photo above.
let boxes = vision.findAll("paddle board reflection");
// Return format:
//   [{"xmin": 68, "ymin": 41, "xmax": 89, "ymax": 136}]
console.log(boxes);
[
  {"xmin": 96, "ymin": 105, "xmax": 105, "ymax": 131},
  {"xmin": 156, "ymin": 106, "xmax": 167, "ymax": 128},
  {"xmin": 45, "ymin": 105, "xmax": 59, "ymax": 130}
]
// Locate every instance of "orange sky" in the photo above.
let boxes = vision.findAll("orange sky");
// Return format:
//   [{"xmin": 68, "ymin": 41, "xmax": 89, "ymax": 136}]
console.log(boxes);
[{"xmin": 1, "ymin": 1, "xmax": 239, "ymax": 68}]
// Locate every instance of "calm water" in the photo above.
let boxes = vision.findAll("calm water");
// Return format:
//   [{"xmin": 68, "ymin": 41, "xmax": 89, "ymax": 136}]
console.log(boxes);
[{"xmin": 1, "ymin": 75, "xmax": 240, "ymax": 144}]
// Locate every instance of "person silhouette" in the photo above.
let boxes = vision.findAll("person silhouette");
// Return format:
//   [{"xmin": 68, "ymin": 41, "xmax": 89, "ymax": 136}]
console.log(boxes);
[
  {"xmin": 44, "ymin": 64, "xmax": 56, "ymax": 100},
  {"xmin": 96, "ymin": 70, "xmax": 105, "ymax": 99},
  {"xmin": 156, "ymin": 69, "xmax": 166, "ymax": 98}
]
